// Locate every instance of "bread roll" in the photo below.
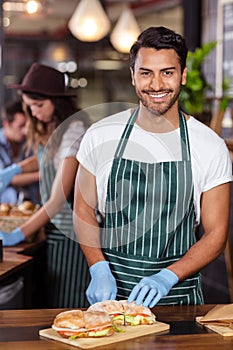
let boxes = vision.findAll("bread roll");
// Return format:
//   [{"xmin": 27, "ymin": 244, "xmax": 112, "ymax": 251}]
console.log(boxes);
[
  {"xmin": 18, "ymin": 201, "xmax": 35, "ymax": 212},
  {"xmin": 0, "ymin": 203, "xmax": 11, "ymax": 216},
  {"xmin": 88, "ymin": 300, "xmax": 125, "ymax": 325},
  {"xmin": 52, "ymin": 309, "xmax": 114, "ymax": 338},
  {"xmin": 53, "ymin": 310, "xmax": 85, "ymax": 329},
  {"xmin": 84, "ymin": 311, "xmax": 112, "ymax": 330}
]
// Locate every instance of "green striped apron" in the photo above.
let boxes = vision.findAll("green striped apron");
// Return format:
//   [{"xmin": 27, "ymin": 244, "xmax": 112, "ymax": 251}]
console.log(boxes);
[
  {"xmin": 102, "ymin": 108, "xmax": 204, "ymax": 305},
  {"xmin": 38, "ymin": 146, "xmax": 90, "ymax": 308}
]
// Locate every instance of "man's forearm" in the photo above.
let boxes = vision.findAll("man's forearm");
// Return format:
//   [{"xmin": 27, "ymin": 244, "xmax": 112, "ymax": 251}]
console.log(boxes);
[
  {"xmin": 11, "ymin": 171, "xmax": 39, "ymax": 186},
  {"xmin": 169, "ymin": 183, "xmax": 230, "ymax": 281},
  {"xmin": 73, "ymin": 209, "xmax": 106, "ymax": 267},
  {"xmin": 73, "ymin": 165, "xmax": 105, "ymax": 267},
  {"xmin": 168, "ymin": 228, "xmax": 228, "ymax": 281},
  {"xmin": 18, "ymin": 156, "xmax": 39, "ymax": 173},
  {"xmin": 80, "ymin": 244, "xmax": 106, "ymax": 267}
]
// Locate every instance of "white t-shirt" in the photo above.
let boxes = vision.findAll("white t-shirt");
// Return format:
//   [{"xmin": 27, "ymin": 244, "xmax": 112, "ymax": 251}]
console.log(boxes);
[
  {"xmin": 53, "ymin": 119, "xmax": 85, "ymax": 170},
  {"xmin": 77, "ymin": 109, "xmax": 233, "ymax": 224}
]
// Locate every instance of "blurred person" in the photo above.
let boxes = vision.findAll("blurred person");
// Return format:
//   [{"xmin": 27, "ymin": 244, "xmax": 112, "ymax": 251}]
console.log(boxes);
[
  {"xmin": 0, "ymin": 63, "xmax": 90, "ymax": 308},
  {"xmin": 0, "ymin": 100, "xmax": 39, "ymax": 204}
]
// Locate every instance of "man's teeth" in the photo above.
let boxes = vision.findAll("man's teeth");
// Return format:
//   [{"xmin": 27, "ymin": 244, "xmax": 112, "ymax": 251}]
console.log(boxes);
[{"xmin": 149, "ymin": 92, "xmax": 167, "ymax": 98}]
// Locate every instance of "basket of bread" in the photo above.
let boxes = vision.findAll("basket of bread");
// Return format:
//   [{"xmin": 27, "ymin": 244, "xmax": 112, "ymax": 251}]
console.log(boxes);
[{"xmin": 0, "ymin": 201, "xmax": 39, "ymax": 233}]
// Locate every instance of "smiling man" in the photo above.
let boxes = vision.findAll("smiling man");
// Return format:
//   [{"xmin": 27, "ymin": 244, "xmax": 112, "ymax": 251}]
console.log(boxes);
[{"xmin": 73, "ymin": 26, "xmax": 232, "ymax": 306}]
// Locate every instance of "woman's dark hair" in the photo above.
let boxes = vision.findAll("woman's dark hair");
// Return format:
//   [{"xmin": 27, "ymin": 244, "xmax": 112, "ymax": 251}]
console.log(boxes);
[
  {"xmin": 130, "ymin": 26, "xmax": 188, "ymax": 73},
  {"xmin": 22, "ymin": 91, "xmax": 79, "ymax": 154}
]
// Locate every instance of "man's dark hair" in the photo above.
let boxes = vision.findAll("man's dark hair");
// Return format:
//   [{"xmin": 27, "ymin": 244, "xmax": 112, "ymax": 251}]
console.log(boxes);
[
  {"xmin": 130, "ymin": 26, "xmax": 188, "ymax": 73},
  {"xmin": 2, "ymin": 100, "xmax": 24, "ymax": 123}
]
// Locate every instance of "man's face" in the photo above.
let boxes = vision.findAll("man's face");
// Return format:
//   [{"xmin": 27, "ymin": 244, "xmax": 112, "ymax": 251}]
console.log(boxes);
[
  {"xmin": 4, "ymin": 112, "xmax": 27, "ymax": 143},
  {"xmin": 131, "ymin": 47, "xmax": 187, "ymax": 117}
]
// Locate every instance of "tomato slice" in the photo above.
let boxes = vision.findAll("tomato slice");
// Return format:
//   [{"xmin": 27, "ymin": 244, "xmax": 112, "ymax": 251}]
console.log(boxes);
[{"xmin": 58, "ymin": 330, "xmax": 85, "ymax": 337}]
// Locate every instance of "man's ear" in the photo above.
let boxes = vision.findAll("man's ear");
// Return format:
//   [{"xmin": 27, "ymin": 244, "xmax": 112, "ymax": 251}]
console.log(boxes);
[
  {"xmin": 181, "ymin": 66, "xmax": 188, "ymax": 85},
  {"xmin": 130, "ymin": 67, "xmax": 135, "ymax": 86}
]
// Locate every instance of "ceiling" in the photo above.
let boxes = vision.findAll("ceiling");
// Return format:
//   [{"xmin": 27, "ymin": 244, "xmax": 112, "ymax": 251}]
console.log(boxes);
[
  {"xmin": 3, "ymin": 0, "xmax": 183, "ymax": 38},
  {"xmin": 1, "ymin": 0, "xmax": 184, "ymax": 110}
]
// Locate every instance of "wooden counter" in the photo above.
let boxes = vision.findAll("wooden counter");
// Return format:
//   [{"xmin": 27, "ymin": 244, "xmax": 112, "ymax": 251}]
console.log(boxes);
[
  {"xmin": 0, "ymin": 230, "xmax": 47, "ymax": 309},
  {"xmin": 0, "ymin": 305, "xmax": 233, "ymax": 349},
  {"xmin": 0, "ymin": 250, "xmax": 32, "ymax": 281}
]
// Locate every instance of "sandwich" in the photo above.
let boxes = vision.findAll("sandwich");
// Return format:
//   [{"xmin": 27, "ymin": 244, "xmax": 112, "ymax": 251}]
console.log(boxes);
[
  {"xmin": 88, "ymin": 300, "xmax": 125, "ymax": 325},
  {"xmin": 120, "ymin": 300, "xmax": 156, "ymax": 326},
  {"xmin": 52, "ymin": 309, "xmax": 114, "ymax": 338},
  {"xmin": 87, "ymin": 300, "xmax": 156, "ymax": 326}
]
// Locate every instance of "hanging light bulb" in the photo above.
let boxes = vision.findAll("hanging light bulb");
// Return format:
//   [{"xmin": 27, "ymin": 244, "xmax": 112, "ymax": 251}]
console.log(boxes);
[
  {"xmin": 26, "ymin": 0, "xmax": 41, "ymax": 14},
  {"xmin": 110, "ymin": 6, "xmax": 141, "ymax": 54},
  {"xmin": 68, "ymin": 0, "xmax": 111, "ymax": 42}
]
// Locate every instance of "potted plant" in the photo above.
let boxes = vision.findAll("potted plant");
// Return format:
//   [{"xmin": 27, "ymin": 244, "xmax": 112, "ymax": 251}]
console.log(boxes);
[{"xmin": 179, "ymin": 41, "xmax": 217, "ymax": 125}]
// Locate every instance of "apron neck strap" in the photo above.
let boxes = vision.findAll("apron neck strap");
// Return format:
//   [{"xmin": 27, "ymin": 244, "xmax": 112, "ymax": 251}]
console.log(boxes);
[
  {"xmin": 114, "ymin": 107, "xmax": 139, "ymax": 158},
  {"xmin": 179, "ymin": 109, "xmax": 191, "ymax": 161},
  {"xmin": 114, "ymin": 107, "xmax": 191, "ymax": 161}
]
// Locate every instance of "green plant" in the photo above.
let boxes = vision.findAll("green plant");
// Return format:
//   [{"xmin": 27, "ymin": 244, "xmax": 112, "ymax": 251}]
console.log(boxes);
[
  {"xmin": 220, "ymin": 77, "xmax": 231, "ymax": 111},
  {"xmin": 179, "ymin": 41, "xmax": 217, "ymax": 115}
]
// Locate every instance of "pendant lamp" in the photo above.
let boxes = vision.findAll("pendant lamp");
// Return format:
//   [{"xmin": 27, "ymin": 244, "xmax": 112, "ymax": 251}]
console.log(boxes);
[
  {"xmin": 110, "ymin": 6, "xmax": 141, "ymax": 53},
  {"xmin": 68, "ymin": 0, "xmax": 111, "ymax": 42}
]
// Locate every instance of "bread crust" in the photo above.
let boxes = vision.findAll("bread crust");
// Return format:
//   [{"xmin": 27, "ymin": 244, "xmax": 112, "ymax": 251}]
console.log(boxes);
[
  {"xmin": 0, "ymin": 203, "xmax": 11, "ymax": 215},
  {"xmin": 0, "ymin": 201, "xmax": 39, "ymax": 217},
  {"xmin": 88, "ymin": 300, "xmax": 124, "ymax": 315},
  {"xmin": 53, "ymin": 310, "xmax": 85, "ymax": 329},
  {"xmin": 18, "ymin": 201, "xmax": 35, "ymax": 211},
  {"xmin": 52, "ymin": 309, "xmax": 113, "ymax": 338},
  {"xmin": 84, "ymin": 311, "xmax": 112, "ymax": 329},
  {"xmin": 120, "ymin": 300, "xmax": 153, "ymax": 316}
]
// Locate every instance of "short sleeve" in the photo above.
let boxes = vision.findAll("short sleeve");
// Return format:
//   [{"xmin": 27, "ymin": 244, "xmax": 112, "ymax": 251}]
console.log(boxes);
[
  {"xmin": 202, "ymin": 140, "xmax": 232, "ymax": 192},
  {"xmin": 54, "ymin": 120, "xmax": 86, "ymax": 170},
  {"xmin": 76, "ymin": 125, "xmax": 98, "ymax": 175}
]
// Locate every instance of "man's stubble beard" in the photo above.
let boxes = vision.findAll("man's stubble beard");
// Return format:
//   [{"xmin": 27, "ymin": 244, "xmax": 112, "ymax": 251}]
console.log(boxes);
[{"xmin": 135, "ymin": 85, "xmax": 182, "ymax": 117}]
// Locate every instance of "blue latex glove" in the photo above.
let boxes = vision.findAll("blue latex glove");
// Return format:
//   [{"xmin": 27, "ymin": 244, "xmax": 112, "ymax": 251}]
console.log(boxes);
[
  {"xmin": 0, "ymin": 227, "xmax": 25, "ymax": 246},
  {"xmin": 86, "ymin": 260, "xmax": 117, "ymax": 305},
  {"xmin": 0, "ymin": 164, "xmax": 22, "ymax": 193},
  {"xmin": 128, "ymin": 268, "xmax": 179, "ymax": 307}
]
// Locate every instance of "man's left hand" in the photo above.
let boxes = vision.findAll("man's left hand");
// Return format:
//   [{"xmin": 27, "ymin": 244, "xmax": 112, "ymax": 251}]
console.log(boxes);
[{"xmin": 128, "ymin": 268, "xmax": 179, "ymax": 307}]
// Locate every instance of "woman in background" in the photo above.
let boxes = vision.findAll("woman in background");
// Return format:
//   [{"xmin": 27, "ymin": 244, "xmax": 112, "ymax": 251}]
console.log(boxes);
[{"xmin": 0, "ymin": 63, "xmax": 90, "ymax": 308}]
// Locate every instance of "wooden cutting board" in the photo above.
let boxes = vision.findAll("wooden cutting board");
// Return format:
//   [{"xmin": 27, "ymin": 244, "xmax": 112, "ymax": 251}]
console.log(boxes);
[
  {"xmin": 196, "ymin": 317, "xmax": 233, "ymax": 337},
  {"xmin": 39, "ymin": 321, "xmax": 170, "ymax": 349}
]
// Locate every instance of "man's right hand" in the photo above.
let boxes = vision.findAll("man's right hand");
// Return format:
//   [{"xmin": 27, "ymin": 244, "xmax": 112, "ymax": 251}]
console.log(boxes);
[
  {"xmin": 86, "ymin": 260, "xmax": 117, "ymax": 304},
  {"xmin": 0, "ymin": 164, "xmax": 22, "ymax": 192}
]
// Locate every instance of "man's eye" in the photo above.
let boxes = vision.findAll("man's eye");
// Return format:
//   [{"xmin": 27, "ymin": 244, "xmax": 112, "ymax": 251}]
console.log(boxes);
[
  {"xmin": 141, "ymin": 71, "xmax": 150, "ymax": 76},
  {"xmin": 163, "ymin": 71, "xmax": 173, "ymax": 76}
]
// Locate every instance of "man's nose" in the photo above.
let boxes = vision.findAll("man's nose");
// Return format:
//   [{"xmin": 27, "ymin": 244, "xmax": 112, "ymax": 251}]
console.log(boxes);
[{"xmin": 149, "ymin": 74, "xmax": 163, "ymax": 90}]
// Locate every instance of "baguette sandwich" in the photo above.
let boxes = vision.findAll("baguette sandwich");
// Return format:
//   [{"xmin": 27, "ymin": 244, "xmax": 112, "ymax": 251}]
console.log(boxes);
[
  {"xmin": 88, "ymin": 300, "xmax": 156, "ymax": 326},
  {"xmin": 88, "ymin": 300, "xmax": 125, "ymax": 325},
  {"xmin": 52, "ymin": 309, "xmax": 114, "ymax": 338},
  {"xmin": 120, "ymin": 300, "xmax": 156, "ymax": 326}
]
